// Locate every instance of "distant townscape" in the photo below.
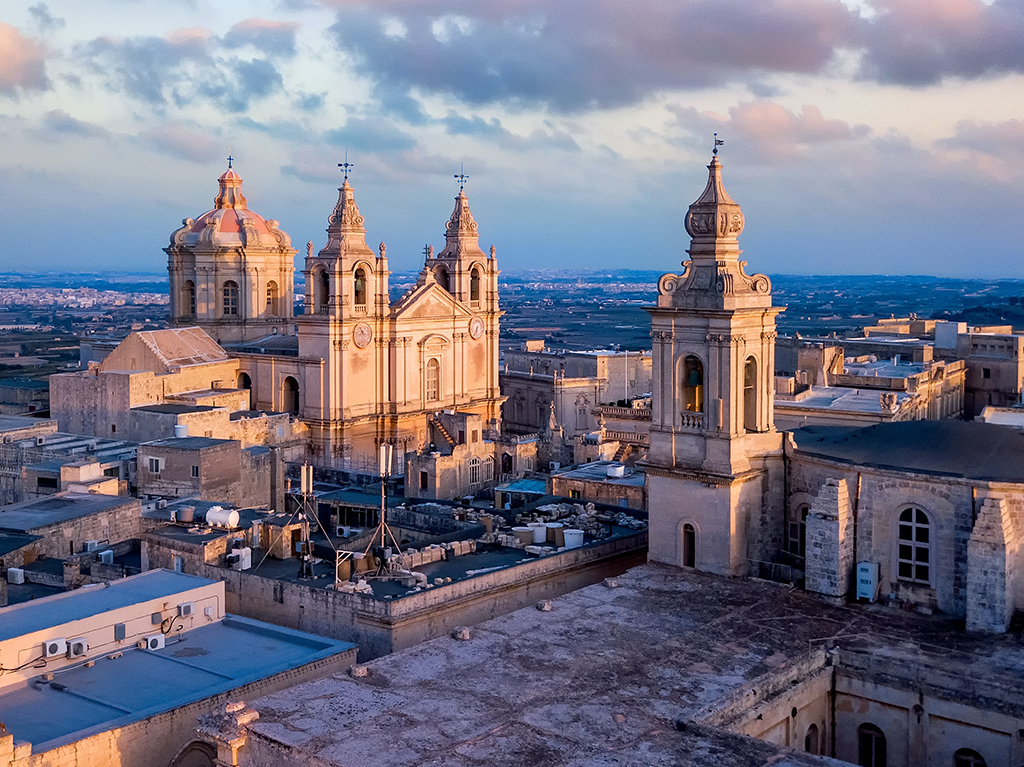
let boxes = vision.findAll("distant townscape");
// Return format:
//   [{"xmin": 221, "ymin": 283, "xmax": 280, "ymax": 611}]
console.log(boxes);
[{"xmin": 1, "ymin": 158, "xmax": 1023, "ymax": 767}]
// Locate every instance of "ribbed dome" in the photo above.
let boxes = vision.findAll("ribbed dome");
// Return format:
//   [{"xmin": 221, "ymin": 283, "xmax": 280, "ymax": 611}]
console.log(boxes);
[{"xmin": 170, "ymin": 165, "xmax": 291, "ymax": 249}]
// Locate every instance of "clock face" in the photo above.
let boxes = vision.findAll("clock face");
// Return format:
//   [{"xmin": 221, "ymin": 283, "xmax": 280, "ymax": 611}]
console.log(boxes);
[
  {"xmin": 353, "ymin": 322, "xmax": 372, "ymax": 348},
  {"xmin": 469, "ymin": 317, "xmax": 485, "ymax": 339}
]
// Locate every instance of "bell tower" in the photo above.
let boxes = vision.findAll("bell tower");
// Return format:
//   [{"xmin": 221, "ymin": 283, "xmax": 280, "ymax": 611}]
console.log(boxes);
[{"xmin": 644, "ymin": 150, "xmax": 785, "ymax": 576}]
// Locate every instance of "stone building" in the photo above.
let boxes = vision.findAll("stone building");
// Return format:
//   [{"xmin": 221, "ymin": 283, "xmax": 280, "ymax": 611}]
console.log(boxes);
[
  {"xmin": 500, "ymin": 341, "xmax": 652, "ymax": 439},
  {"xmin": 643, "ymin": 153, "xmax": 1024, "ymax": 633}
]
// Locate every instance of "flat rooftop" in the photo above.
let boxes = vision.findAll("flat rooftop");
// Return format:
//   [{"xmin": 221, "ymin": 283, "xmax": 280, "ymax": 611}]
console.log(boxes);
[
  {"xmin": 842, "ymin": 359, "xmax": 925, "ymax": 377},
  {"xmin": 553, "ymin": 461, "xmax": 645, "ymax": 486},
  {"xmin": 144, "ymin": 435, "xmax": 233, "ymax": 449},
  {"xmin": 248, "ymin": 563, "xmax": 1024, "ymax": 767},
  {"xmin": 0, "ymin": 530, "xmax": 41, "ymax": 558},
  {"xmin": 0, "ymin": 493, "xmax": 136, "ymax": 532},
  {"xmin": 0, "ymin": 570, "xmax": 212, "ymax": 642},
  {"xmin": 0, "ymin": 615, "xmax": 354, "ymax": 751},
  {"xmin": 0, "ymin": 415, "xmax": 55, "ymax": 433},
  {"xmin": 133, "ymin": 403, "xmax": 220, "ymax": 415},
  {"xmin": 791, "ymin": 421, "xmax": 1024, "ymax": 482},
  {"xmin": 776, "ymin": 385, "xmax": 910, "ymax": 413}
]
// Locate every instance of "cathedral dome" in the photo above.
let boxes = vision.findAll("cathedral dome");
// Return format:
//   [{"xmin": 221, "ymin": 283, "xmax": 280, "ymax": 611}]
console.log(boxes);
[{"xmin": 171, "ymin": 166, "xmax": 292, "ymax": 249}]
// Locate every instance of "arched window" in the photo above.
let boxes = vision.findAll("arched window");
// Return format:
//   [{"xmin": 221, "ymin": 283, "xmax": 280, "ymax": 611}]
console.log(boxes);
[
  {"xmin": 682, "ymin": 355, "xmax": 704, "ymax": 414},
  {"xmin": 266, "ymin": 281, "xmax": 279, "ymax": 316},
  {"xmin": 501, "ymin": 453, "xmax": 513, "ymax": 474},
  {"xmin": 425, "ymin": 358, "xmax": 440, "ymax": 401},
  {"xmin": 317, "ymin": 271, "xmax": 330, "ymax": 314},
  {"xmin": 354, "ymin": 268, "xmax": 367, "ymax": 307},
  {"xmin": 954, "ymin": 749, "xmax": 987, "ymax": 767},
  {"xmin": 182, "ymin": 280, "xmax": 196, "ymax": 316},
  {"xmin": 469, "ymin": 457, "xmax": 481, "ymax": 486},
  {"xmin": 470, "ymin": 267, "xmax": 481, "ymax": 302},
  {"xmin": 283, "ymin": 376, "xmax": 299, "ymax": 415},
  {"xmin": 804, "ymin": 723, "xmax": 819, "ymax": 755},
  {"xmin": 435, "ymin": 266, "xmax": 450, "ymax": 291},
  {"xmin": 898, "ymin": 507, "xmax": 931, "ymax": 585},
  {"xmin": 683, "ymin": 524, "xmax": 696, "ymax": 568},
  {"xmin": 788, "ymin": 504, "xmax": 809, "ymax": 560},
  {"xmin": 743, "ymin": 356, "xmax": 758, "ymax": 432},
  {"xmin": 483, "ymin": 457, "xmax": 494, "ymax": 482},
  {"xmin": 223, "ymin": 281, "xmax": 239, "ymax": 316},
  {"xmin": 857, "ymin": 723, "xmax": 886, "ymax": 767},
  {"xmin": 238, "ymin": 372, "xmax": 252, "ymax": 390}
]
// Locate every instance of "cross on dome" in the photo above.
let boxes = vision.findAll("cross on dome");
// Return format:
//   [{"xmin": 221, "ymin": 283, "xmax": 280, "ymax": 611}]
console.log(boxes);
[{"xmin": 454, "ymin": 162, "xmax": 469, "ymax": 191}]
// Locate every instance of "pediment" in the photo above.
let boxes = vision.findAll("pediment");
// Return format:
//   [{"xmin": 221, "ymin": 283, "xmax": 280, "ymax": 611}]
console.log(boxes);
[{"xmin": 393, "ymin": 283, "xmax": 472, "ymax": 320}]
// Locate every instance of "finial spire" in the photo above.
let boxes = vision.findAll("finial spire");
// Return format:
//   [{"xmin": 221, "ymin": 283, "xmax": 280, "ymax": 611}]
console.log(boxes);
[
  {"xmin": 454, "ymin": 161, "xmax": 469, "ymax": 191},
  {"xmin": 227, "ymin": 150, "xmax": 234, "ymax": 169},
  {"xmin": 338, "ymin": 150, "xmax": 353, "ymax": 182},
  {"xmin": 713, "ymin": 133, "xmax": 724, "ymax": 156}
]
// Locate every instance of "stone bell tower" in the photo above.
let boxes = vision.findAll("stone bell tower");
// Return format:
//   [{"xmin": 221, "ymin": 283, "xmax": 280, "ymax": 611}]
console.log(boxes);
[{"xmin": 644, "ymin": 150, "xmax": 785, "ymax": 576}]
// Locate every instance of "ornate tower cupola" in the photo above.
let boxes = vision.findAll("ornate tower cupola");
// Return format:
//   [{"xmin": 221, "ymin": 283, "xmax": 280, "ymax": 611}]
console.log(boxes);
[
  {"xmin": 303, "ymin": 174, "xmax": 388, "ymax": 319},
  {"xmin": 644, "ymin": 145, "xmax": 785, "ymax": 576},
  {"xmin": 423, "ymin": 175, "xmax": 495, "ymax": 309},
  {"xmin": 165, "ymin": 161, "xmax": 296, "ymax": 343}
]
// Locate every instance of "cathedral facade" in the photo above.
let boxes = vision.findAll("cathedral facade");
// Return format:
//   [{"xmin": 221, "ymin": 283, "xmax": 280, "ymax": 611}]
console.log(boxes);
[{"xmin": 166, "ymin": 167, "xmax": 504, "ymax": 474}]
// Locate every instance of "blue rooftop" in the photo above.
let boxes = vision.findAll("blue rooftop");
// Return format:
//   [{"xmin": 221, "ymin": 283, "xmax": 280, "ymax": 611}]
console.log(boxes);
[
  {"xmin": 0, "ymin": 615, "xmax": 354, "ymax": 750},
  {"xmin": 0, "ymin": 570, "xmax": 214, "ymax": 642}
]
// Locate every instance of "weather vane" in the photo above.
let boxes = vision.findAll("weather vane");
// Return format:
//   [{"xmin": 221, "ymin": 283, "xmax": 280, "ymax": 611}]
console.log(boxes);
[
  {"xmin": 713, "ymin": 133, "xmax": 724, "ymax": 156},
  {"xmin": 227, "ymin": 148, "xmax": 233, "ymax": 169},
  {"xmin": 454, "ymin": 161, "xmax": 469, "ymax": 191},
  {"xmin": 338, "ymin": 149, "xmax": 353, "ymax": 181}
]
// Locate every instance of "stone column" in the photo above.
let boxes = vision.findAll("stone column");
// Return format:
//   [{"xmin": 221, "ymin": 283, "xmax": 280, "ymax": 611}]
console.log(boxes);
[
  {"xmin": 195, "ymin": 701, "xmax": 259, "ymax": 767},
  {"xmin": 966, "ymin": 497, "xmax": 1016, "ymax": 633},
  {"xmin": 804, "ymin": 478, "xmax": 854, "ymax": 599}
]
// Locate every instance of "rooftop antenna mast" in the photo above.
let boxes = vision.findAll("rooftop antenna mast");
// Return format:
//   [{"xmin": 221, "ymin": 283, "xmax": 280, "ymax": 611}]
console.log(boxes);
[{"xmin": 363, "ymin": 443, "xmax": 403, "ymax": 574}]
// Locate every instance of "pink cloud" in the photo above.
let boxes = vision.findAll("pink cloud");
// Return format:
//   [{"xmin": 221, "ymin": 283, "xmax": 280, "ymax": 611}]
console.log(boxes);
[{"xmin": 0, "ymin": 23, "xmax": 50, "ymax": 95}]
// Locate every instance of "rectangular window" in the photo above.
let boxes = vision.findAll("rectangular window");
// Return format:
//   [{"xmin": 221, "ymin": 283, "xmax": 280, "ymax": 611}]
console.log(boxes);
[
  {"xmin": 191, "ymin": 465, "xmax": 200, "ymax": 479},
  {"xmin": 420, "ymin": 471, "xmax": 428, "ymax": 491},
  {"xmin": 983, "ymin": 368, "xmax": 991, "ymax": 379},
  {"xmin": 471, "ymin": 430, "xmax": 479, "ymax": 443},
  {"xmin": 36, "ymin": 476, "xmax": 58, "ymax": 489},
  {"xmin": 569, "ymin": 489, "xmax": 582, "ymax": 499},
  {"xmin": 147, "ymin": 457, "xmax": 161, "ymax": 474}
]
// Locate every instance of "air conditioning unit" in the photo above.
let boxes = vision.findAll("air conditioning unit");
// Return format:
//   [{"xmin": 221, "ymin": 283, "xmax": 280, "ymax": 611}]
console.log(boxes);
[
  {"xmin": 98, "ymin": 550, "xmax": 114, "ymax": 565},
  {"xmin": 35, "ymin": 436, "xmax": 45, "ymax": 446},
  {"xmin": 225, "ymin": 552, "xmax": 241, "ymax": 567},
  {"xmin": 43, "ymin": 638, "xmax": 67, "ymax": 658},
  {"xmin": 234, "ymin": 547, "xmax": 252, "ymax": 570},
  {"xmin": 549, "ymin": 462, "xmax": 560, "ymax": 471},
  {"xmin": 856, "ymin": 562, "xmax": 880, "ymax": 602},
  {"xmin": 138, "ymin": 634, "xmax": 165, "ymax": 651},
  {"xmin": 337, "ymin": 525, "xmax": 354, "ymax": 538},
  {"xmin": 157, "ymin": 500, "xmax": 167, "ymax": 509},
  {"xmin": 7, "ymin": 567, "xmax": 25, "ymax": 585},
  {"xmin": 84, "ymin": 540, "xmax": 100, "ymax": 552},
  {"xmin": 177, "ymin": 602, "xmax": 194, "ymax": 617},
  {"xmin": 67, "ymin": 638, "xmax": 89, "ymax": 658}
]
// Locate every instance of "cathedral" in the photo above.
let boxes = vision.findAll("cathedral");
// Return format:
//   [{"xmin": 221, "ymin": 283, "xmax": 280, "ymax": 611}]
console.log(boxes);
[{"xmin": 164, "ymin": 165, "xmax": 504, "ymax": 473}]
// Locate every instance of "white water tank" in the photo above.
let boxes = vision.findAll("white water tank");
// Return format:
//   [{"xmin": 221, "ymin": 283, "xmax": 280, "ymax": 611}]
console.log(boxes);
[
  {"xmin": 206, "ymin": 506, "xmax": 240, "ymax": 528},
  {"xmin": 606, "ymin": 464, "xmax": 626, "ymax": 478},
  {"xmin": 174, "ymin": 424, "xmax": 189, "ymax": 438}
]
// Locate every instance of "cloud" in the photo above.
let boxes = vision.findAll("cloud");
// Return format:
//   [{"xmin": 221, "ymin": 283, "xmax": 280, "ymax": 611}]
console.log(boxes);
[
  {"xmin": 28, "ymin": 3, "xmax": 65, "ymax": 34},
  {"xmin": 326, "ymin": 0, "xmax": 858, "ymax": 112},
  {"xmin": 858, "ymin": 0, "xmax": 1024, "ymax": 86},
  {"xmin": 938, "ymin": 118, "xmax": 1024, "ymax": 158},
  {"xmin": 0, "ymin": 23, "xmax": 50, "ymax": 95},
  {"xmin": 80, "ymin": 29, "xmax": 287, "ymax": 112},
  {"xmin": 41, "ymin": 109, "xmax": 108, "ymax": 137},
  {"xmin": 669, "ymin": 101, "xmax": 870, "ymax": 163},
  {"xmin": 223, "ymin": 18, "xmax": 300, "ymax": 58},
  {"xmin": 294, "ymin": 91, "xmax": 326, "ymax": 111},
  {"xmin": 140, "ymin": 121, "xmax": 221, "ymax": 163},
  {"xmin": 441, "ymin": 112, "xmax": 580, "ymax": 151},
  {"xmin": 324, "ymin": 117, "xmax": 417, "ymax": 152}
]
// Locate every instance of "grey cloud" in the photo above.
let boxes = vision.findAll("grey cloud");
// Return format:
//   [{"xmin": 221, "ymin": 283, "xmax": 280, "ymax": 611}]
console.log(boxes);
[
  {"xmin": 28, "ymin": 3, "xmax": 65, "ymax": 34},
  {"xmin": 41, "ymin": 109, "xmax": 108, "ymax": 137},
  {"xmin": 80, "ymin": 32, "xmax": 284, "ymax": 112},
  {"xmin": 938, "ymin": 119, "xmax": 1024, "ymax": 157},
  {"xmin": 858, "ymin": 0, "xmax": 1024, "ymax": 86},
  {"xmin": 223, "ymin": 18, "xmax": 299, "ymax": 58},
  {"xmin": 327, "ymin": 0, "xmax": 858, "ymax": 113},
  {"xmin": 323, "ymin": 117, "xmax": 417, "ymax": 152},
  {"xmin": 294, "ymin": 91, "xmax": 326, "ymax": 112},
  {"xmin": 441, "ymin": 112, "xmax": 579, "ymax": 151}
]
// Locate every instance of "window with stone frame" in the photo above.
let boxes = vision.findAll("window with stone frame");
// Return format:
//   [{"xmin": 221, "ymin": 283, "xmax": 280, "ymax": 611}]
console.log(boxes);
[
  {"xmin": 857, "ymin": 723, "xmax": 886, "ymax": 767},
  {"xmin": 897, "ymin": 507, "xmax": 931, "ymax": 585},
  {"xmin": 954, "ymin": 749, "xmax": 986, "ymax": 767},
  {"xmin": 223, "ymin": 281, "xmax": 239, "ymax": 316},
  {"xmin": 469, "ymin": 458, "xmax": 481, "ymax": 486},
  {"xmin": 787, "ymin": 504, "xmax": 809, "ymax": 560},
  {"xmin": 425, "ymin": 358, "xmax": 440, "ymax": 401}
]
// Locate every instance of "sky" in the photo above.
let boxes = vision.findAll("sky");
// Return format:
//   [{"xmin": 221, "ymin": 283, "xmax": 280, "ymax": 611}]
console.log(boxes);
[{"xmin": 0, "ymin": 0, "xmax": 1022, "ymax": 278}]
